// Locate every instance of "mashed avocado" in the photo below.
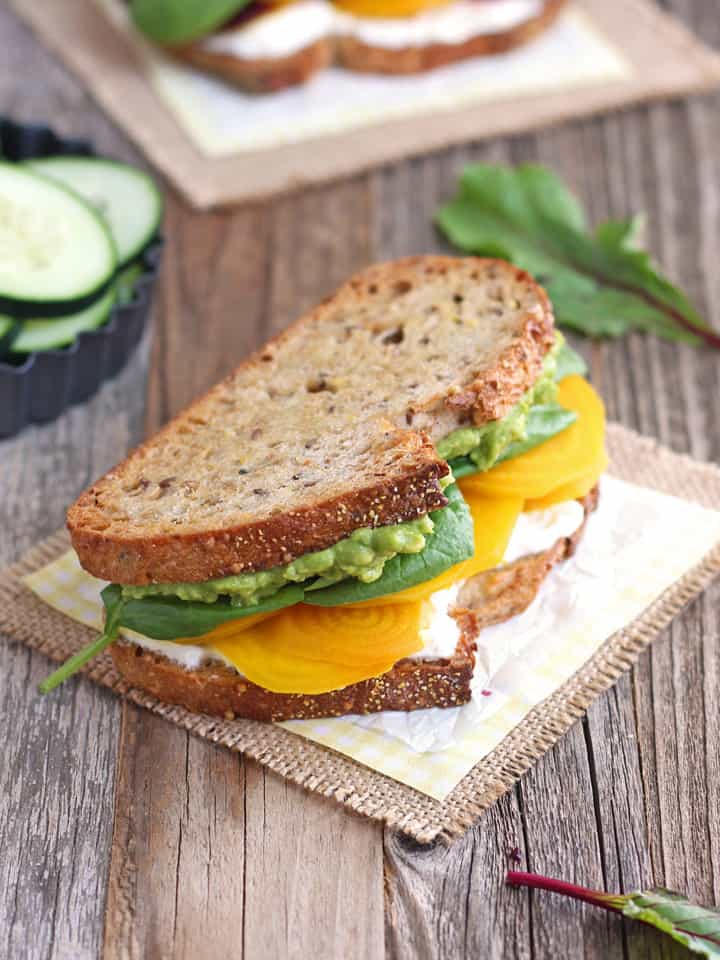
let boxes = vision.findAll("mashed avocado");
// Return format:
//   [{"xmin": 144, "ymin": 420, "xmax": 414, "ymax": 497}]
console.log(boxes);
[
  {"xmin": 436, "ymin": 334, "xmax": 561, "ymax": 471},
  {"xmin": 122, "ymin": 514, "xmax": 435, "ymax": 608}
]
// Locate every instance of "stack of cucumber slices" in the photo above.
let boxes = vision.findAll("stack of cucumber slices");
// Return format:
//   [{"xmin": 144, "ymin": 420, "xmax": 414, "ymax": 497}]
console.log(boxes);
[{"xmin": 0, "ymin": 157, "xmax": 163, "ymax": 359}]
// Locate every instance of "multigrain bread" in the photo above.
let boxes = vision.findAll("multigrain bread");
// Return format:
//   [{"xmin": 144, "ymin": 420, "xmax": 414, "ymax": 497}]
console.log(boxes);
[
  {"xmin": 68, "ymin": 257, "xmax": 554, "ymax": 585},
  {"xmin": 172, "ymin": 0, "xmax": 567, "ymax": 93},
  {"xmin": 108, "ymin": 488, "xmax": 598, "ymax": 721}
]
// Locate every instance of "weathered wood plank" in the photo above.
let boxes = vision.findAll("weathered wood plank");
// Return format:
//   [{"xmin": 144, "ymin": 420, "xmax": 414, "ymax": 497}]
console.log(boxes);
[
  {"xmin": 103, "ymin": 180, "xmax": 386, "ymax": 960},
  {"xmin": 381, "ymin": 3, "xmax": 720, "ymax": 956},
  {"xmin": 0, "ymin": 8, "xmax": 152, "ymax": 959},
  {"xmin": 385, "ymin": 796, "xmax": 532, "ymax": 960},
  {"xmin": 4, "ymin": 0, "xmax": 720, "ymax": 957}
]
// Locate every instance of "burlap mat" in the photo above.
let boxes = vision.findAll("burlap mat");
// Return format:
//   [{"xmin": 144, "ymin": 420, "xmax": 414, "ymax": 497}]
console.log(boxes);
[
  {"xmin": 10, "ymin": 0, "xmax": 720, "ymax": 208},
  {"xmin": 2, "ymin": 422, "xmax": 720, "ymax": 843}
]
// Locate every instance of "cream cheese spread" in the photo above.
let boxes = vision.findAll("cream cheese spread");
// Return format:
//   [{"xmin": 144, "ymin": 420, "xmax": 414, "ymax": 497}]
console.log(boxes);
[
  {"xmin": 408, "ymin": 498, "xmax": 585, "ymax": 659},
  {"xmin": 201, "ymin": 0, "xmax": 544, "ymax": 60}
]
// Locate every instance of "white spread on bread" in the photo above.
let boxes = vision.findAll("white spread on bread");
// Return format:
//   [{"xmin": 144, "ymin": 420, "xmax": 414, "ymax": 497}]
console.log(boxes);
[
  {"xmin": 410, "ymin": 498, "xmax": 585, "ymax": 659},
  {"xmin": 200, "ymin": 0, "xmax": 544, "ymax": 60},
  {"xmin": 502, "ymin": 499, "xmax": 584, "ymax": 564},
  {"xmin": 126, "ymin": 499, "xmax": 584, "ymax": 670}
]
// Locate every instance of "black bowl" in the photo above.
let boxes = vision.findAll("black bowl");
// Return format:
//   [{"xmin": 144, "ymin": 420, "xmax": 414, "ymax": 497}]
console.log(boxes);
[{"xmin": 0, "ymin": 116, "xmax": 162, "ymax": 439}]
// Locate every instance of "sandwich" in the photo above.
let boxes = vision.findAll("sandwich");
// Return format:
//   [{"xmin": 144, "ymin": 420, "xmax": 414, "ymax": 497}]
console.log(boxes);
[
  {"xmin": 41, "ymin": 257, "xmax": 607, "ymax": 722},
  {"xmin": 131, "ymin": 0, "xmax": 568, "ymax": 93}
]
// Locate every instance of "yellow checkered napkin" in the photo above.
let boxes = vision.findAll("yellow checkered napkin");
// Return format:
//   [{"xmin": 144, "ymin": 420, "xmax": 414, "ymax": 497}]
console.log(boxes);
[{"xmin": 23, "ymin": 477, "xmax": 720, "ymax": 801}]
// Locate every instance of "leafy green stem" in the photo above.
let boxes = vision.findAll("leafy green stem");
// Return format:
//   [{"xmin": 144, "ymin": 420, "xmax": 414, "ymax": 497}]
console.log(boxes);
[
  {"xmin": 38, "ymin": 598, "xmax": 126, "ymax": 694},
  {"xmin": 507, "ymin": 871, "xmax": 720, "ymax": 957},
  {"xmin": 506, "ymin": 872, "xmax": 622, "ymax": 913},
  {"xmin": 567, "ymin": 264, "xmax": 720, "ymax": 350}
]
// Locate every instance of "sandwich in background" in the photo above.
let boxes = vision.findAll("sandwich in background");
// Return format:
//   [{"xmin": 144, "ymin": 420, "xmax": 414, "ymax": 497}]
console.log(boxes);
[{"xmin": 130, "ymin": 0, "xmax": 569, "ymax": 93}]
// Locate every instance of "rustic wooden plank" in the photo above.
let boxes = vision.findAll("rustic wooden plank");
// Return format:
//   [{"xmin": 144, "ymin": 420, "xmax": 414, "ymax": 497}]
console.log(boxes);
[
  {"xmin": 382, "ymin": 4, "xmax": 720, "ymax": 957},
  {"xmin": 4, "ymin": 0, "xmax": 720, "ymax": 957},
  {"xmin": 104, "ymin": 179, "xmax": 386, "ymax": 960},
  {"xmin": 385, "ymin": 796, "xmax": 531, "ymax": 960},
  {"xmin": 0, "ymin": 8, "xmax": 153, "ymax": 958}
]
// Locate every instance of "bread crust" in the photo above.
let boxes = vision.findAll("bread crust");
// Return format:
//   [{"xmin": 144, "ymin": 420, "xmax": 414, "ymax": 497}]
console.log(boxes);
[
  {"xmin": 172, "ymin": 0, "xmax": 567, "ymax": 91},
  {"xmin": 108, "ymin": 486, "xmax": 598, "ymax": 721},
  {"xmin": 111, "ymin": 632, "xmax": 477, "ymax": 722},
  {"xmin": 68, "ymin": 256, "xmax": 554, "ymax": 585},
  {"xmin": 172, "ymin": 38, "xmax": 332, "ymax": 93},
  {"xmin": 69, "ymin": 441, "xmax": 448, "ymax": 585},
  {"xmin": 337, "ymin": 0, "xmax": 567, "ymax": 74}
]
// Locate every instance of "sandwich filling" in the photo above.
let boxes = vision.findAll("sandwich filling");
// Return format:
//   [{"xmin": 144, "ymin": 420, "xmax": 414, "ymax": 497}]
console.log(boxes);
[
  {"xmin": 122, "ymin": 511, "xmax": 436, "ymax": 607},
  {"xmin": 42, "ymin": 336, "xmax": 608, "ymax": 702},
  {"xmin": 127, "ymin": 498, "xmax": 585, "ymax": 675},
  {"xmin": 437, "ymin": 332, "xmax": 562, "ymax": 470},
  {"xmin": 121, "ymin": 333, "xmax": 576, "ymax": 610},
  {"xmin": 200, "ymin": 0, "xmax": 545, "ymax": 60}
]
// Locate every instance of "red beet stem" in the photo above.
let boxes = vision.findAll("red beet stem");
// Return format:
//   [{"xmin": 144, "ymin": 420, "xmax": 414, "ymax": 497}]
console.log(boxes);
[{"xmin": 506, "ymin": 872, "xmax": 622, "ymax": 914}]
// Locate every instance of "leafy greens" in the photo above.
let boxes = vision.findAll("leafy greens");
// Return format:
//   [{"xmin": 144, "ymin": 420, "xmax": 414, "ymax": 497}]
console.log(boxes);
[
  {"xmin": 302, "ymin": 483, "xmax": 474, "ymax": 606},
  {"xmin": 449, "ymin": 339, "xmax": 585, "ymax": 479},
  {"xmin": 104, "ymin": 581, "xmax": 305, "ymax": 641},
  {"xmin": 438, "ymin": 165, "xmax": 719, "ymax": 348}
]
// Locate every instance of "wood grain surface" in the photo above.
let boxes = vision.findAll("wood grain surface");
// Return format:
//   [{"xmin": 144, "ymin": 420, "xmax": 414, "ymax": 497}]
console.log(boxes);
[{"xmin": 1, "ymin": 1, "xmax": 718, "ymax": 957}]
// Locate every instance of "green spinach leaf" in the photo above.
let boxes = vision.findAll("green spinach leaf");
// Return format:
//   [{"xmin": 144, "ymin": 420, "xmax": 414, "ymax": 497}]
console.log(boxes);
[
  {"xmin": 304, "ymin": 483, "xmax": 474, "ymax": 606},
  {"xmin": 554, "ymin": 341, "xmax": 587, "ymax": 380},
  {"xmin": 497, "ymin": 403, "xmax": 577, "ymax": 463},
  {"xmin": 449, "ymin": 403, "xmax": 576, "ymax": 477},
  {"xmin": 39, "ymin": 588, "xmax": 126, "ymax": 694},
  {"xmin": 130, "ymin": 0, "xmax": 251, "ymax": 44},
  {"xmin": 104, "ymin": 582, "xmax": 305, "ymax": 641}
]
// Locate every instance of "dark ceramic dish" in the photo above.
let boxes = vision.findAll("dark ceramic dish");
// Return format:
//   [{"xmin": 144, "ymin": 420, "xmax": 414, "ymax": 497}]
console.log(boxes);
[{"xmin": 0, "ymin": 116, "xmax": 162, "ymax": 439}]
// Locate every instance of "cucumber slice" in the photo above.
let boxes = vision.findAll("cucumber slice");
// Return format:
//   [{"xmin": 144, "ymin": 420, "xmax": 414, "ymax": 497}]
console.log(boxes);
[
  {"xmin": 0, "ymin": 315, "xmax": 18, "ymax": 357},
  {"xmin": 9, "ymin": 287, "xmax": 116, "ymax": 354},
  {"xmin": 27, "ymin": 157, "xmax": 163, "ymax": 267},
  {"xmin": 0, "ymin": 164, "xmax": 116, "ymax": 316}
]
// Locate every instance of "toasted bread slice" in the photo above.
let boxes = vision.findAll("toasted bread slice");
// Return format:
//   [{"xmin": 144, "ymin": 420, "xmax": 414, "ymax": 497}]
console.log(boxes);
[
  {"xmin": 110, "ymin": 627, "xmax": 477, "ymax": 722},
  {"xmin": 108, "ymin": 488, "xmax": 597, "ymax": 721},
  {"xmin": 337, "ymin": 0, "xmax": 567, "ymax": 75},
  {"xmin": 172, "ymin": 0, "xmax": 566, "ymax": 92},
  {"xmin": 68, "ymin": 257, "xmax": 554, "ymax": 586}
]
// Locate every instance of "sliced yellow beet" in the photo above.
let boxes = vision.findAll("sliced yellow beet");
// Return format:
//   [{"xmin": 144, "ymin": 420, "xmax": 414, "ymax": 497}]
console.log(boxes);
[
  {"xmin": 458, "ymin": 376, "xmax": 607, "ymax": 502},
  {"xmin": 174, "ymin": 610, "xmax": 281, "ymax": 645},
  {"xmin": 525, "ymin": 454, "xmax": 608, "ymax": 510},
  {"xmin": 208, "ymin": 602, "xmax": 424, "ymax": 694},
  {"xmin": 333, "ymin": 0, "xmax": 452, "ymax": 17}
]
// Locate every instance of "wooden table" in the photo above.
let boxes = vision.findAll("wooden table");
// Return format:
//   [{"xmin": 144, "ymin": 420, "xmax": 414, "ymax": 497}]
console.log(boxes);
[{"xmin": 1, "ymin": 3, "xmax": 718, "ymax": 957}]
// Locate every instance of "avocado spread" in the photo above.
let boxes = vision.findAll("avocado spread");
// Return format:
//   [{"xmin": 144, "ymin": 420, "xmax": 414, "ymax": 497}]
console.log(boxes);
[
  {"xmin": 122, "ymin": 513, "xmax": 435, "ymax": 608},
  {"xmin": 436, "ymin": 334, "xmax": 561, "ymax": 471}
]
